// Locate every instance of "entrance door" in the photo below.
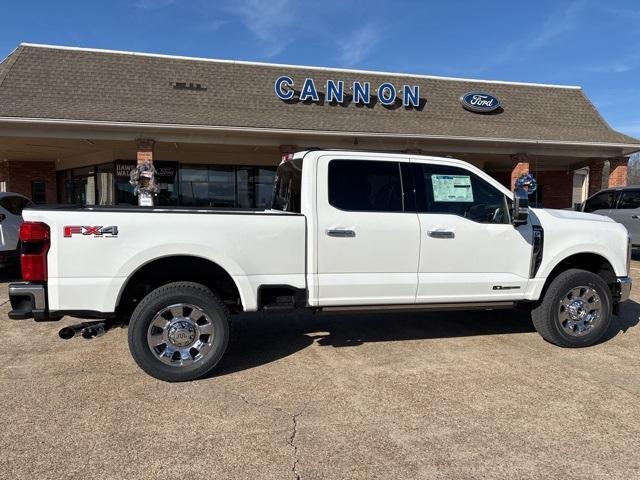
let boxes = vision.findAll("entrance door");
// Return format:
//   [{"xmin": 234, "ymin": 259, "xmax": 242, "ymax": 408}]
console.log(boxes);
[
  {"xmin": 411, "ymin": 161, "xmax": 533, "ymax": 302},
  {"xmin": 315, "ymin": 156, "xmax": 421, "ymax": 306}
]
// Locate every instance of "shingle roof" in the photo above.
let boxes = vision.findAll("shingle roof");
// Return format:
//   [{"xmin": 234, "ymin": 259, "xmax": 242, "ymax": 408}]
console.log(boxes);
[{"xmin": 0, "ymin": 43, "xmax": 637, "ymax": 147}]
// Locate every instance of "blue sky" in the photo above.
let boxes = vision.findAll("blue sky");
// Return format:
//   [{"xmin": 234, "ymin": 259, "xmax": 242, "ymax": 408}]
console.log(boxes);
[{"xmin": 1, "ymin": 0, "xmax": 639, "ymax": 137}]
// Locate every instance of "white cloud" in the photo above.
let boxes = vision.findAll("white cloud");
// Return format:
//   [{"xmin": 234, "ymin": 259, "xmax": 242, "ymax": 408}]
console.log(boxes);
[
  {"xmin": 337, "ymin": 25, "xmax": 381, "ymax": 67},
  {"xmin": 531, "ymin": 0, "xmax": 588, "ymax": 48},
  {"xmin": 227, "ymin": 0, "xmax": 295, "ymax": 57}
]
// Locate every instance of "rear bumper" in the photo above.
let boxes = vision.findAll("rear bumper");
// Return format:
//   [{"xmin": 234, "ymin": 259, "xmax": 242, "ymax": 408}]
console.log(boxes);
[{"xmin": 8, "ymin": 282, "xmax": 49, "ymax": 320}]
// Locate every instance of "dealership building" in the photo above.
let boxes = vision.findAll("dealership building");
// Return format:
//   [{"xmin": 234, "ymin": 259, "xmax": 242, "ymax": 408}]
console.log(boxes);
[{"xmin": 0, "ymin": 43, "xmax": 638, "ymax": 209}]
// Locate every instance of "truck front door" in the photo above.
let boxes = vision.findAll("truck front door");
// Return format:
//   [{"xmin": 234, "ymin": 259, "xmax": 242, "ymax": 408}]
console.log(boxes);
[
  {"xmin": 411, "ymin": 161, "xmax": 533, "ymax": 302},
  {"xmin": 315, "ymin": 156, "xmax": 420, "ymax": 306}
]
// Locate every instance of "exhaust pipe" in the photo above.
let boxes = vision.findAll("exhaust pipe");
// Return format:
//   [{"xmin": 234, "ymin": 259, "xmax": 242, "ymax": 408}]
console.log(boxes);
[
  {"xmin": 58, "ymin": 323, "xmax": 90, "ymax": 340},
  {"xmin": 81, "ymin": 323, "xmax": 106, "ymax": 339},
  {"xmin": 58, "ymin": 321, "xmax": 110, "ymax": 340}
]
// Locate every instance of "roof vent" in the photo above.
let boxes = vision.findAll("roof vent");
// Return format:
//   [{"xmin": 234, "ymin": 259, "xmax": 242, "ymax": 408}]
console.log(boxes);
[{"xmin": 171, "ymin": 82, "xmax": 207, "ymax": 91}]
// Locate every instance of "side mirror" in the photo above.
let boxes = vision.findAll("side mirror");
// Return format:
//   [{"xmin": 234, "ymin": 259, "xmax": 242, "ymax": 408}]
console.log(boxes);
[{"xmin": 512, "ymin": 187, "xmax": 529, "ymax": 226}]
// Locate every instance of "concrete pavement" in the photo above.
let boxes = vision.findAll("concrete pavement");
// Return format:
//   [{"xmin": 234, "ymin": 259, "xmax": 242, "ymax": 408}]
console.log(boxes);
[{"xmin": 1, "ymin": 266, "xmax": 639, "ymax": 479}]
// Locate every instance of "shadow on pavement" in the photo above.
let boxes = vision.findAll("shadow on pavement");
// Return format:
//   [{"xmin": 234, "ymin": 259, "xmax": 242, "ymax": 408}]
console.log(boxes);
[
  {"xmin": 215, "ymin": 300, "xmax": 640, "ymax": 376},
  {"xmin": 215, "ymin": 307, "xmax": 535, "ymax": 376},
  {"xmin": 601, "ymin": 299, "xmax": 640, "ymax": 343}
]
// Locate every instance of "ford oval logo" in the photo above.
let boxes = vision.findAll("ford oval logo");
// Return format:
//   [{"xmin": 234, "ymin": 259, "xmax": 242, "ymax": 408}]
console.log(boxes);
[{"xmin": 460, "ymin": 91, "xmax": 501, "ymax": 113}]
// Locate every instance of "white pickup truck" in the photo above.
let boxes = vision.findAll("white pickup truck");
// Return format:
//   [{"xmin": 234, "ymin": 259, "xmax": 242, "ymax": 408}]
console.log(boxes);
[{"xmin": 8, "ymin": 150, "xmax": 632, "ymax": 381}]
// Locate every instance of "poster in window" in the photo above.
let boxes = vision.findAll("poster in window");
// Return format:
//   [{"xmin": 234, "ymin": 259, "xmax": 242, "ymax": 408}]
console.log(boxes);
[{"xmin": 431, "ymin": 175, "xmax": 473, "ymax": 202}]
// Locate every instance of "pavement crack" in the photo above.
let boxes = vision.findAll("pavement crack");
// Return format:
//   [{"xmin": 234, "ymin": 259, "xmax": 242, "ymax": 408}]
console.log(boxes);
[
  {"xmin": 231, "ymin": 391, "xmax": 307, "ymax": 480},
  {"xmin": 287, "ymin": 412, "xmax": 302, "ymax": 480}
]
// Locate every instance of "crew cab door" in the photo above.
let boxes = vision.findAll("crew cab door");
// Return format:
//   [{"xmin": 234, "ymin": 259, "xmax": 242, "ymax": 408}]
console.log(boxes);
[
  {"xmin": 411, "ymin": 161, "xmax": 533, "ymax": 302},
  {"xmin": 315, "ymin": 156, "xmax": 420, "ymax": 306}
]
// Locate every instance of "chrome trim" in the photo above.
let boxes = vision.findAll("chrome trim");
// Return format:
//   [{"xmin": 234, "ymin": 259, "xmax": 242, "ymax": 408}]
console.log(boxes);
[
  {"xmin": 322, "ymin": 301, "xmax": 515, "ymax": 313},
  {"xmin": 617, "ymin": 277, "xmax": 632, "ymax": 303},
  {"xmin": 9, "ymin": 282, "xmax": 46, "ymax": 310}
]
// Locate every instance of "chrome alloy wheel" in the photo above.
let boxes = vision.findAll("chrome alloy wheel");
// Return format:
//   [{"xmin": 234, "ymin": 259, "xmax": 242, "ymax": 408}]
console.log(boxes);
[
  {"xmin": 146, "ymin": 303, "xmax": 215, "ymax": 366},
  {"xmin": 558, "ymin": 286, "xmax": 602, "ymax": 336}
]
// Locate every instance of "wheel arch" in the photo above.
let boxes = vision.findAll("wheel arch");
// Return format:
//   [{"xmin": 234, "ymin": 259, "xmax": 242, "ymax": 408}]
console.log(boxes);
[
  {"xmin": 115, "ymin": 254, "xmax": 245, "ymax": 317},
  {"xmin": 540, "ymin": 251, "xmax": 617, "ymax": 299}
]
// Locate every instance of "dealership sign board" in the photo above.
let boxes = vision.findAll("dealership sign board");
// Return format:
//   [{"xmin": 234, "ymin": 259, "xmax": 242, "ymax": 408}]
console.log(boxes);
[
  {"xmin": 460, "ymin": 92, "xmax": 501, "ymax": 113},
  {"xmin": 274, "ymin": 75, "xmax": 421, "ymax": 108}
]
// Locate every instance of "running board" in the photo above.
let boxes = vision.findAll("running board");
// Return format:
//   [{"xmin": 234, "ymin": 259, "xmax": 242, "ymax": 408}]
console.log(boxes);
[{"xmin": 320, "ymin": 302, "xmax": 515, "ymax": 314}]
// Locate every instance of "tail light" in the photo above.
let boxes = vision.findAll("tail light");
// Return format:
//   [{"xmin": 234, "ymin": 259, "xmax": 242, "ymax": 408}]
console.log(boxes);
[{"xmin": 19, "ymin": 221, "xmax": 50, "ymax": 282}]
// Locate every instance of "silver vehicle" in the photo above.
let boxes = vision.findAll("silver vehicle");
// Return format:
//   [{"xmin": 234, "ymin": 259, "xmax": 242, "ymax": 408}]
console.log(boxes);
[
  {"xmin": 582, "ymin": 187, "xmax": 640, "ymax": 246},
  {"xmin": 0, "ymin": 192, "xmax": 33, "ymax": 267}
]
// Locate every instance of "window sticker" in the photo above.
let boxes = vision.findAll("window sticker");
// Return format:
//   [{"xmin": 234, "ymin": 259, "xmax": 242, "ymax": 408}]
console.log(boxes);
[{"xmin": 431, "ymin": 175, "xmax": 474, "ymax": 202}]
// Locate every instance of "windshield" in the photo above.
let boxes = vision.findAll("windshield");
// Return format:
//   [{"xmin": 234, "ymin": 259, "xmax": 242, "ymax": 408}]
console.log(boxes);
[{"xmin": 271, "ymin": 158, "xmax": 303, "ymax": 213}]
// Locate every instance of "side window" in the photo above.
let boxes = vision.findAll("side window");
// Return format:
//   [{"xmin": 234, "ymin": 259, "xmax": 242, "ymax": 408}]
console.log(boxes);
[
  {"xmin": 584, "ymin": 191, "xmax": 616, "ymax": 213},
  {"xmin": 328, "ymin": 160, "xmax": 403, "ymax": 212},
  {"xmin": 617, "ymin": 190, "xmax": 640, "ymax": 210},
  {"xmin": 414, "ymin": 164, "xmax": 510, "ymax": 224}
]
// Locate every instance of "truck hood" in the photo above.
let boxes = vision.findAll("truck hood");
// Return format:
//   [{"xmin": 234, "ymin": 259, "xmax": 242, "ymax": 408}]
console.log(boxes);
[{"xmin": 533, "ymin": 208, "xmax": 615, "ymax": 224}]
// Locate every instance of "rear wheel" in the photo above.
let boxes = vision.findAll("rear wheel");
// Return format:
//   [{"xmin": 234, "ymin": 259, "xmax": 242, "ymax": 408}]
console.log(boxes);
[
  {"xmin": 531, "ymin": 269, "xmax": 612, "ymax": 347},
  {"xmin": 128, "ymin": 281, "xmax": 230, "ymax": 381}
]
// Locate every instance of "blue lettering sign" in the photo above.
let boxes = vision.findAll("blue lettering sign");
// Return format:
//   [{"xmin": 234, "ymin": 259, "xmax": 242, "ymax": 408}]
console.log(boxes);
[
  {"xmin": 274, "ymin": 76, "xmax": 423, "ymax": 110},
  {"xmin": 402, "ymin": 85, "xmax": 420, "ymax": 108},
  {"xmin": 274, "ymin": 75, "xmax": 294, "ymax": 100},
  {"xmin": 377, "ymin": 82, "xmax": 397, "ymax": 106},
  {"xmin": 353, "ymin": 81, "xmax": 371, "ymax": 104},
  {"xmin": 326, "ymin": 79, "xmax": 344, "ymax": 103},
  {"xmin": 300, "ymin": 78, "xmax": 320, "ymax": 102}
]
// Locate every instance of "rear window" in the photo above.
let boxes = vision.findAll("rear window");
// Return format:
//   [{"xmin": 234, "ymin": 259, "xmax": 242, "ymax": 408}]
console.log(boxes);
[
  {"xmin": 0, "ymin": 196, "xmax": 32, "ymax": 215},
  {"xmin": 271, "ymin": 158, "xmax": 302, "ymax": 213}
]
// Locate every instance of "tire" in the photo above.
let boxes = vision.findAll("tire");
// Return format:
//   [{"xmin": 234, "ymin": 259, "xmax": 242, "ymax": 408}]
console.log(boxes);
[
  {"xmin": 531, "ymin": 269, "xmax": 612, "ymax": 348},
  {"xmin": 128, "ymin": 281, "xmax": 230, "ymax": 382}
]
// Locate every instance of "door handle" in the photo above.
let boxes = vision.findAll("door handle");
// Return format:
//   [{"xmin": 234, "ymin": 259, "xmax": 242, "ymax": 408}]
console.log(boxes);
[
  {"xmin": 327, "ymin": 229, "xmax": 356, "ymax": 238},
  {"xmin": 632, "ymin": 215, "xmax": 639, "ymax": 219},
  {"xmin": 427, "ymin": 230, "xmax": 455, "ymax": 239}
]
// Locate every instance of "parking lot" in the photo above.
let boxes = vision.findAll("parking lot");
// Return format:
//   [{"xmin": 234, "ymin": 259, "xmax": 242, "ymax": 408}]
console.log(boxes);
[{"xmin": 1, "ymin": 264, "xmax": 639, "ymax": 480}]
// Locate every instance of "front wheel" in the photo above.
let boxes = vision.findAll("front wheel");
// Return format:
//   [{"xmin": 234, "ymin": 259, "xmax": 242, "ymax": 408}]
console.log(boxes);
[
  {"xmin": 128, "ymin": 282, "xmax": 230, "ymax": 382},
  {"xmin": 531, "ymin": 269, "xmax": 612, "ymax": 347}
]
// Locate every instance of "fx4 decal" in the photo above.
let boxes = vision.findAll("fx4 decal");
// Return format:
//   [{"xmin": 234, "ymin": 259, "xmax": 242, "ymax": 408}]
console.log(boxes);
[{"xmin": 64, "ymin": 226, "xmax": 119, "ymax": 238}]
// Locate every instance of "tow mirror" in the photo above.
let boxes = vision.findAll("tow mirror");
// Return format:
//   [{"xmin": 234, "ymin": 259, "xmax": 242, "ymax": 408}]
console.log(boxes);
[{"xmin": 512, "ymin": 187, "xmax": 529, "ymax": 226}]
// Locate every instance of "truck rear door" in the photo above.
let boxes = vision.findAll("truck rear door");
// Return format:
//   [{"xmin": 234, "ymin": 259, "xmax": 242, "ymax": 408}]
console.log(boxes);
[{"xmin": 315, "ymin": 155, "xmax": 420, "ymax": 306}]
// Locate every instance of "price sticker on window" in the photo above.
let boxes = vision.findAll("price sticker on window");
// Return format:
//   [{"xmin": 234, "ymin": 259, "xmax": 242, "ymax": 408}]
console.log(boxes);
[{"xmin": 432, "ymin": 175, "xmax": 473, "ymax": 202}]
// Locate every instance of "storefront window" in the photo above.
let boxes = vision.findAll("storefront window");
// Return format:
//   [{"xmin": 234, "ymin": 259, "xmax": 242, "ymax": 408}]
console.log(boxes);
[
  {"xmin": 58, "ymin": 161, "xmax": 277, "ymax": 208},
  {"xmin": 31, "ymin": 180, "xmax": 46, "ymax": 204},
  {"xmin": 179, "ymin": 165, "xmax": 236, "ymax": 207},
  {"xmin": 96, "ymin": 163, "xmax": 114, "ymax": 205}
]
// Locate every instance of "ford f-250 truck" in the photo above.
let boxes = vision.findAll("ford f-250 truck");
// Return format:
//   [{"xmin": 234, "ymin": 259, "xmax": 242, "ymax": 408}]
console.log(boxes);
[{"xmin": 8, "ymin": 150, "xmax": 632, "ymax": 381}]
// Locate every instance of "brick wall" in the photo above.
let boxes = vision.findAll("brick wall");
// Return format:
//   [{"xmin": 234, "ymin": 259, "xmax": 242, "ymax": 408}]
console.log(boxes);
[
  {"xmin": 0, "ymin": 160, "xmax": 57, "ymax": 203},
  {"xmin": 535, "ymin": 170, "xmax": 573, "ymax": 209}
]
